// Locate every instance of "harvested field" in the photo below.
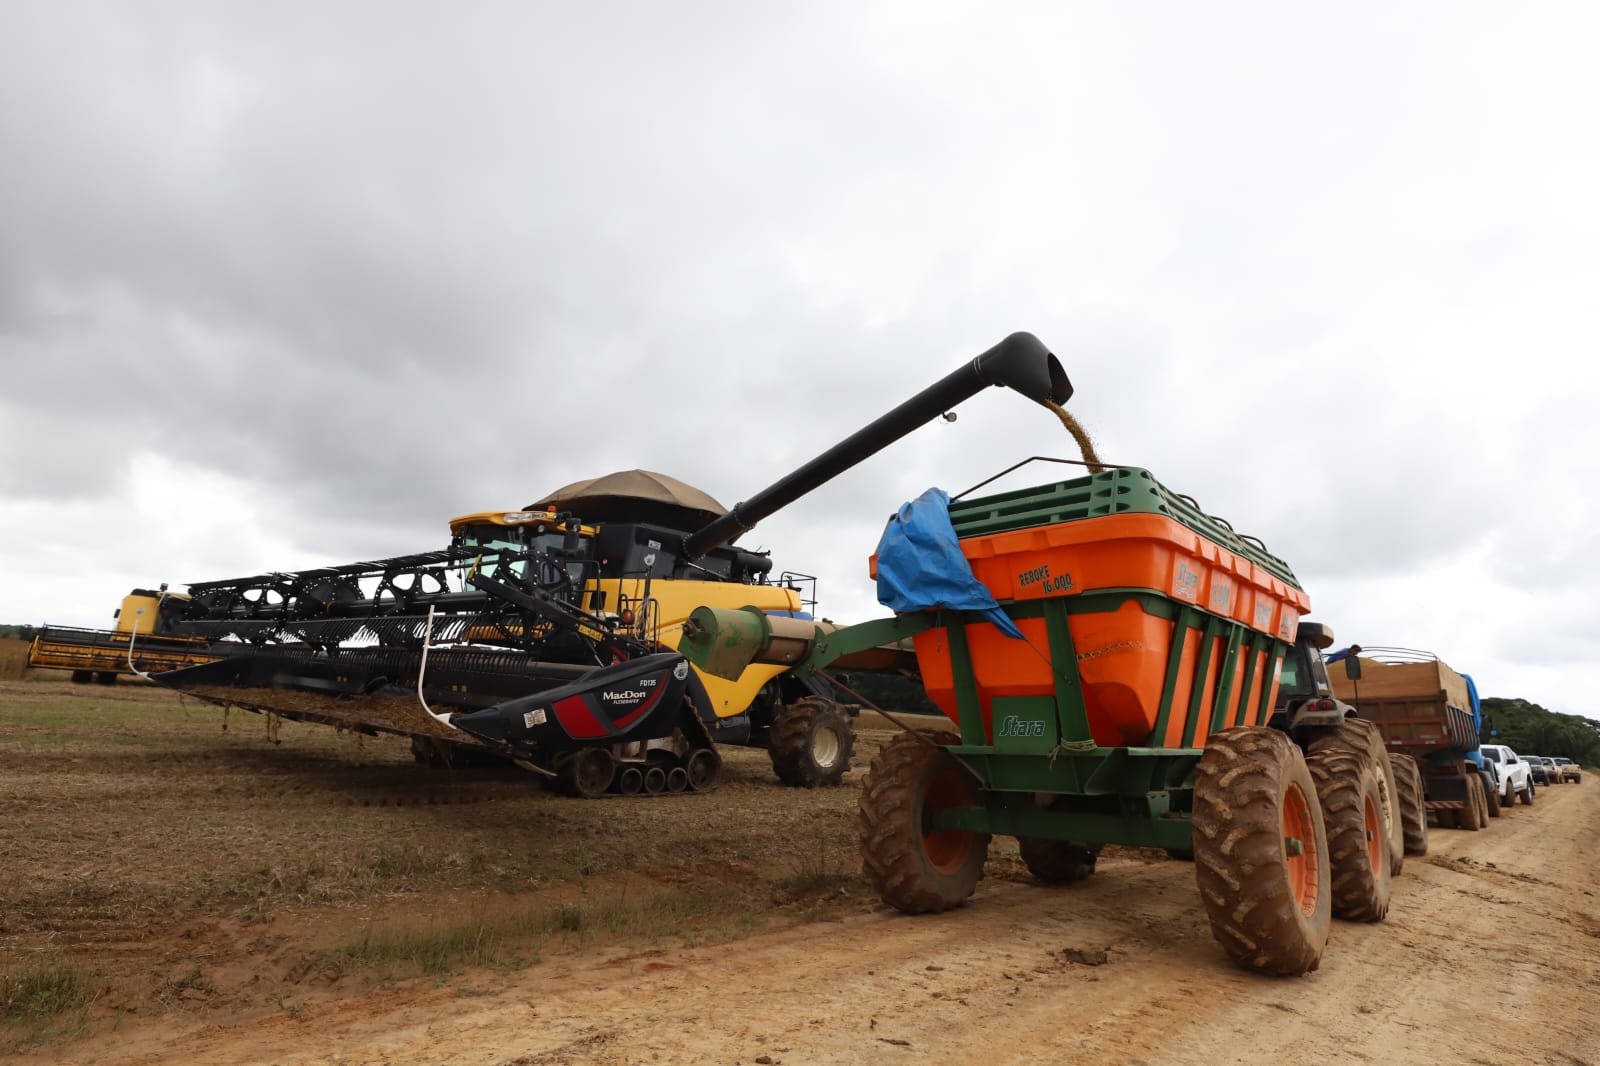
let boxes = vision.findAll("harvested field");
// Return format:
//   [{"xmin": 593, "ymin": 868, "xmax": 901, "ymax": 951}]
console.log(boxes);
[{"xmin": 2, "ymin": 674, "xmax": 1597, "ymax": 1064}]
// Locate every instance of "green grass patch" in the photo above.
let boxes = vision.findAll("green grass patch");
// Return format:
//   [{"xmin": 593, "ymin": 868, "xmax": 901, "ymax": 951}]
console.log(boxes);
[{"xmin": 1, "ymin": 961, "xmax": 99, "ymax": 1023}]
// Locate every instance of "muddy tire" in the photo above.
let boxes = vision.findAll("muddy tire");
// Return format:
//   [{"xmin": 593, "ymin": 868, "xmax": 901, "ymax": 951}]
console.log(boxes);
[
  {"xmin": 769, "ymin": 697, "xmax": 855, "ymax": 788},
  {"xmin": 859, "ymin": 729, "xmax": 990, "ymax": 914},
  {"xmin": 1192, "ymin": 727, "xmax": 1331, "ymax": 976},
  {"xmin": 1483, "ymin": 774, "xmax": 1502, "ymax": 818},
  {"xmin": 1306, "ymin": 748, "xmax": 1391, "ymax": 922},
  {"xmin": 1017, "ymin": 838, "xmax": 1100, "ymax": 884},
  {"xmin": 1520, "ymin": 776, "xmax": 1535, "ymax": 805},
  {"xmin": 1460, "ymin": 773, "xmax": 1485, "ymax": 830},
  {"xmin": 1309, "ymin": 718, "xmax": 1403, "ymax": 877},
  {"xmin": 1390, "ymin": 754, "xmax": 1429, "ymax": 856}
]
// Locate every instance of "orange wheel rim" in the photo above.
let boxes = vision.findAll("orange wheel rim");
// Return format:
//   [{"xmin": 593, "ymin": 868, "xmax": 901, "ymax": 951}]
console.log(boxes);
[
  {"xmin": 922, "ymin": 762, "xmax": 976, "ymax": 873},
  {"xmin": 1363, "ymin": 793, "xmax": 1383, "ymax": 872},
  {"xmin": 1283, "ymin": 782, "xmax": 1320, "ymax": 916}
]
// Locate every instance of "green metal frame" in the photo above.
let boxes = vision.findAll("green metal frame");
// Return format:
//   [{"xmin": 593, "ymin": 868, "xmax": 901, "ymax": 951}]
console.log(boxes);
[{"xmin": 808, "ymin": 590, "xmax": 1289, "ymax": 851}]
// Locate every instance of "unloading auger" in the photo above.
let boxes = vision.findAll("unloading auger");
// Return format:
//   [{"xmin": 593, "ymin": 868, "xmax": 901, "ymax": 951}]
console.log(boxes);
[{"xmin": 151, "ymin": 333, "xmax": 1071, "ymax": 796}]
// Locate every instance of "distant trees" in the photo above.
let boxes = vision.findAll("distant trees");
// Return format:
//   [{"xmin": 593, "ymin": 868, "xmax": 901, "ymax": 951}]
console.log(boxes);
[
  {"xmin": 1480, "ymin": 696, "xmax": 1600, "ymax": 765},
  {"xmin": 0, "ymin": 624, "xmax": 36, "ymax": 641}
]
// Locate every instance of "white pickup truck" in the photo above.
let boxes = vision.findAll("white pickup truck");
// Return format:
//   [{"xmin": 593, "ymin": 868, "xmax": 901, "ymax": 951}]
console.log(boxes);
[{"xmin": 1479, "ymin": 743, "xmax": 1535, "ymax": 806}]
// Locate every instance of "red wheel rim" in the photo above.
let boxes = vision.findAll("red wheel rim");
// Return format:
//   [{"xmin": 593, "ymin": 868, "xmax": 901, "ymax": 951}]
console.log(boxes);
[
  {"xmin": 922, "ymin": 760, "xmax": 977, "ymax": 873},
  {"xmin": 1363, "ymin": 792, "xmax": 1383, "ymax": 873},
  {"xmin": 1283, "ymin": 782, "xmax": 1321, "ymax": 916}
]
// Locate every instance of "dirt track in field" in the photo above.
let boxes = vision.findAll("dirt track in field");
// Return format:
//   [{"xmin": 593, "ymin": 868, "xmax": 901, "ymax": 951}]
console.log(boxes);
[{"xmin": 6, "ymin": 676, "xmax": 1599, "ymax": 1065}]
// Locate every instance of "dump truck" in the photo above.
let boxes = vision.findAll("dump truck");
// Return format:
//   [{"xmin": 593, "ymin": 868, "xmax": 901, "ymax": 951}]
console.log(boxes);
[
  {"xmin": 26, "ymin": 587, "xmax": 219, "ymax": 683},
  {"xmin": 148, "ymin": 333, "xmax": 1071, "ymax": 797},
  {"xmin": 1326, "ymin": 647, "xmax": 1526, "ymax": 831},
  {"xmin": 684, "ymin": 457, "xmax": 1414, "ymax": 975}
]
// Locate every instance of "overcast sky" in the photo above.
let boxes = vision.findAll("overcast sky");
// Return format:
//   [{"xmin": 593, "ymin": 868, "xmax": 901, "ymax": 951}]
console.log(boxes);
[{"xmin": 2, "ymin": 2, "xmax": 1596, "ymax": 719}]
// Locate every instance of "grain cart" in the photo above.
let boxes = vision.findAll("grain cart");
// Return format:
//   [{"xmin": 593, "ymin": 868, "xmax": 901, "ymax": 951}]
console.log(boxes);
[
  {"xmin": 684, "ymin": 467, "xmax": 1400, "ymax": 975},
  {"xmin": 149, "ymin": 333, "xmax": 1071, "ymax": 798},
  {"xmin": 1326, "ymin": 647, "xmax": 1524, "ymax": 830}
]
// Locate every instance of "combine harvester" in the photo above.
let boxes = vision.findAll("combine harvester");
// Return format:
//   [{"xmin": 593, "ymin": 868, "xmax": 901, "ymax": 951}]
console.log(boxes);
[
  {"xmin": 26, "ymin": 587, "xmax": 218, "ymax": 684},
  {"xmin": 682, "ymin": 378, "xmax": 1426, "ymax": 974},
  {"xmin": 148, "ymin": 334, "xmax": 1072, "ymax": 797}
]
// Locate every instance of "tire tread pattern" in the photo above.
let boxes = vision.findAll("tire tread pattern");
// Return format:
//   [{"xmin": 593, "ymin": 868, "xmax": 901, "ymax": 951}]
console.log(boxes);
[
  {"xmin": 1306, "ymin": 748, "xmax": 1391, "ymax": 922},
  {"xmin": 1192, "ymin": 727, "xmax": 1331, "ymax": 976}
]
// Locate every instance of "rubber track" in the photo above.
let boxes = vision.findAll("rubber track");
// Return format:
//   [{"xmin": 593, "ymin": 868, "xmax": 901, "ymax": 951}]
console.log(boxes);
[
  {"xmin": 1390, "ymin": 753, "xmax": 1430, "ymax": 855},
  {"xmin": 768, "ymin": 697, "xmax": 855, "ymax": 788},
  {"xmin": 858, "ymin": 729, "xmax": 989, "ymax": 914},
  {"xmin": 1306, "ymin": 748, "xmax": 1390, "ymax": 921},
  {"xmin": 1192, "ymin": 727, "xmax": 1328, "ymax": 976}
]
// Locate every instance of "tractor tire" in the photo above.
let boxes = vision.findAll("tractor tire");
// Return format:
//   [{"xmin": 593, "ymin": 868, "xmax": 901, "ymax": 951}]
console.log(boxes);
[
  {"xmin": 1192, "ymin": 727, "xmax": 1331, "ymax": 976},
  {"xmin": 70, "ymin": 670, "xmax": 93, "ymax": 684},
  {"xmin": 1306, "ymin": 748, "xmax": 1391, "ymax": 922},
  {"xmin": 768, "ymin": 697, "xmax": 855, "ymax": 788},
  {"xmin": 1309, "ymin": 718, "xmax": 1403, "ymax": 878},
  {"xmin": 1390, "ymin": 754, "xmax": 1429, "ymax": 856},
  {"xmin": 94, "ymin": 671, "xmax": 118, "ymax": 685},
  {"xmin": 1459, "ymin": 771, "xmax": 1485, "ymax": 831},
  {"xmin": 1017, "ymin": 837, "xmax": 1100, "ymax": 884},
  {"xmin": 859, "ymin": 729, "xmax": 990, "ymax": 914}
]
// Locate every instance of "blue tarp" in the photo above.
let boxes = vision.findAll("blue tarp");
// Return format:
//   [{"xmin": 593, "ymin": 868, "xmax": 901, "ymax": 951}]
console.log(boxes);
[{"xmin": 874, "ymin": 487, "xmax": 1024, "ymax": 639}]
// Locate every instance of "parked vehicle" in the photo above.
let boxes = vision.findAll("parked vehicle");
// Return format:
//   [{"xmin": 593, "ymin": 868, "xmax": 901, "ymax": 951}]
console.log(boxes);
[
  {"xmin": 1524, "ymin": 756, "xmax": 1553, "ymax": 786},
  {"xmin": 1327, "ymin": 648, "xmax": 1516, "ymax": 829},
  {"xmin": 1479, "ymin": 743, "xmax": 1534, "ymax": 807},
  {"xmin": 1554, "ymin": 757, "xmax": 1582, "ymax": 783},
  {"xmin": 1539, "ymin": 756, "xmax": 1563, "ymax": 784}
]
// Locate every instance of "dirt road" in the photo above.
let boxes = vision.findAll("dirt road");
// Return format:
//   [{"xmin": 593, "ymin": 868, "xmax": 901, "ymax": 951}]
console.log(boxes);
[{"xmin": 43, "ymin": 747, "xmax": 1598, "ymax": 1064}]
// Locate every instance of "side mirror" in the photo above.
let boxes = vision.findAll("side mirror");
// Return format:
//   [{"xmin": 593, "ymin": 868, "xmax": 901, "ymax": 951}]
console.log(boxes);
[{"xmin": 1343, "ymin": 648, "xmax": 1363, "ymax": 682}]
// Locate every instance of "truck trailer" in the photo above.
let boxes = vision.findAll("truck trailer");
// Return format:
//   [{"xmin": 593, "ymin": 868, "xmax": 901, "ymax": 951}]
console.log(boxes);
[{"xmin": 1325, "ymin": 647, "xmax": 1516, "ymax": 830}]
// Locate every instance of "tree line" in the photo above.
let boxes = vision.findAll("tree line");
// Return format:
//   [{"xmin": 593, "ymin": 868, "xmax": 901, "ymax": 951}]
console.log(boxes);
[{"xmin": 1480, "ymin": 696, "xmax": 1600, "ymax": 765}]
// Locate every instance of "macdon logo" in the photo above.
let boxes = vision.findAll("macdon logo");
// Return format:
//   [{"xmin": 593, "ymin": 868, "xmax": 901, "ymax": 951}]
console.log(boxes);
[
  {"xmin": 604, "ymin": 690, "xmax": 648, "ymax": 703},
  {"xmin": 996, "ymin": 716, "xmax": 1045, "ymax": 738}
]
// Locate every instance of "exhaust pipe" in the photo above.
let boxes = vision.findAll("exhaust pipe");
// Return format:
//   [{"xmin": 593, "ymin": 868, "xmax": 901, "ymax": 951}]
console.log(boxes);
[{"xmin": 682, "ymin": 332, "xmax": 1070, "ymax": 560}]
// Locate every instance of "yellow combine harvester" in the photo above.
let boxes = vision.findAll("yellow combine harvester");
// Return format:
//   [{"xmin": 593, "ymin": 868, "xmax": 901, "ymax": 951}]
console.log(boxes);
[
  {"xmin": 26, "ymin": 587, "xmax": 218, "ymax": 684},
  {"xmin": 143, "ymin": 333, "xmax": 1069, "ymax": 797}
]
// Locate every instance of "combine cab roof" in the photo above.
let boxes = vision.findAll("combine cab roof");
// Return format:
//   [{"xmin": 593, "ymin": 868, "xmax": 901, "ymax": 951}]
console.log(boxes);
[{"xmin": 529, "ymin": 469, "xmax": 727, "ymax": 530}]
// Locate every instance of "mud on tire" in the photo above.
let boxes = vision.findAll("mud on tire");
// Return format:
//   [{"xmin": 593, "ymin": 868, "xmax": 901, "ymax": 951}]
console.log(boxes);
[
  {"xmin": 768, "ymin": 697, "xmax": 855, "ymax": 788},
  {"xmin": 1193, "ymin": 727, "xmax": 1331, "ymax": 976},
  {"xmin": 1389, "ymin": 753, "xmax": 1429, "ymax": 856},
  {"xmin": 859, "ymin": 729, "xmax": 989, "ymax": 913},
  {"xmin": 1309, "ymin": 718, "xmax": 1403, "ymax": 877},
  {"xmin": 1306, "ymin": 748, "xmax": 1391, "ymax": 922}
]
